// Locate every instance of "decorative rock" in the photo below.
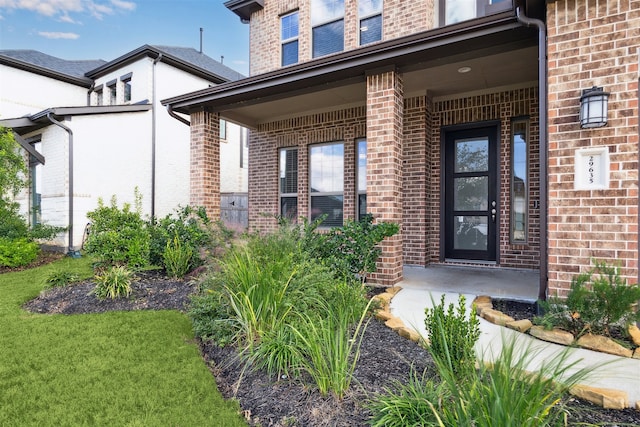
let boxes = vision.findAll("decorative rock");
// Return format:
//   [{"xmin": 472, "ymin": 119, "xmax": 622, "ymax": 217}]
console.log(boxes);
[
  {"xmin": 398, "ymin": 327, "xmax": 422, "ymax": 343},
  {"xmin": 628, "ymin": 323, "xmax": 640, "ymax": 346},
  {"xmin": 385, "ymin": 286, "xmax": 402, "ymax": 296},
  {"xmin": 632, "ymin": 348, "xmax": 640, "ymax": 360},
  {"xmin": 473, "ymin": 295, "xmax": 493, "ymax": 315},
  {"xmin": 373, "ymin": 292, "xmax": 393, "ymax": 311},
  {"xmin": 570, "ymin": 385, "xmax": 628, "ymax": 410},
  {"xmin": 375, "ymin": 310, "xmax": 393, "ymax": 322},
  {"xmin": 528, "ymin": 326, "xmax": 574, "ymax": 346},
  {"xmin": 385, "ymin": 316, "xmax": 405, "ymax": 331},
  {"xmin": 636, "ymin": 401, "xmax": 640, "ymax": 411},
  {"xmin": 506, "ymin": 319, "xmax": 533, "ymax": 333},
  {"xmin": 480, "ymin": 308, "xmax": 515, "ymax": 326},
  {"xmin": 576, "ymin": 334, "xmax": 633, "ymax": 358}
]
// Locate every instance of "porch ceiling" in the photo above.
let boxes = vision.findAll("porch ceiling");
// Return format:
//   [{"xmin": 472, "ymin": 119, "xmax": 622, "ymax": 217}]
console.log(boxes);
[{"xmin": 164, "ymin": 15, "xmax": 539, "ymax": 128}]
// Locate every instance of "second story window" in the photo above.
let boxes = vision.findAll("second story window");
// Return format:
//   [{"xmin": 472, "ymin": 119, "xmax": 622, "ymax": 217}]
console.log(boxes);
[
  {"xmin": 359, "ymin": 0, "xmax": 382, "ymax": 45},
  {"xmin": 311, "ymin": 0, "xmax": 344, "ymax": 58},
  {"xmin": 95, "ymin": 86, "xmax": 103, "ymax": 105},
  {"xmin": 107, "ymin": 80, "xmax": 117, "ymax": 105},
  {"xmin": 121, "ymin": 73, "xmax": 132, "ymax": 103},
  {"xmin": 281, "ymin": 11, "xmax": 299, "ymax": 66}
]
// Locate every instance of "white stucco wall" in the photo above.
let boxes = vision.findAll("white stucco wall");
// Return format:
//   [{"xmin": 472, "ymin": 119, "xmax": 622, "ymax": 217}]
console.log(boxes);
[{"xmin": 0, "ymin": 65, "xmax": 87, "ymax": 119}]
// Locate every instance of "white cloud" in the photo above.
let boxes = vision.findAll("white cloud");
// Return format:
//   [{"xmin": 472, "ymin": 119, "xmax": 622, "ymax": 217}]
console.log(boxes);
[
  {"xmin": 38, "ymin": 31, "xmax": 80, "ymax": 39},
  {"xmin": 0, "ymin": 0, "xmax": 135, "ymax": 20}
]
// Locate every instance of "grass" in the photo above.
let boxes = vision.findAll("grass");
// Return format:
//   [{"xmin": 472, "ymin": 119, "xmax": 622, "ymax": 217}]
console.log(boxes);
[{"xmin": 0, "ymin": 256, "xmax": 246, "ymax": 426}]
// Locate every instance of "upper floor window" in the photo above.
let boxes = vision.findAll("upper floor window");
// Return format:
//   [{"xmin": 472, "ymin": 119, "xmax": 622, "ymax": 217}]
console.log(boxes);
[
  {"xmin": 358, "ymin": 0, "xmax": 382, "ymax": 45},
  {"xmin": 311, "ymin": 0, "xmax": 344, "ymax": 58},
  {"xmin": 107, "ymin": 80, "xmax": 117, "ymax": 105},
  {"xmin": 95, "ymin": 86, "xmax": 103, "ymax": 105},
  {"xmin": 442, "ymin": 0, "xmax": 511, "ymax": 26},
  {"xmin": 279, "ymin": 147, "xmax": 299, "ymax": 221},
  {"xmin": 281, "ymin": 11, "xmax": 299, "ymax": 66},
  {"xmin": 121, "ymin": 73, "xmax": 132, "ymax": 103},
  {"xmin": 310, "ymin": 142, "xmax": 344, "ymax": 227}
]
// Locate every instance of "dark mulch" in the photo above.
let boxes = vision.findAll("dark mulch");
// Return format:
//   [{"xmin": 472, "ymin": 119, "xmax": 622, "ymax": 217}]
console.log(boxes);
[{"xmin": 20, "ymin": 268, "xmax": 640, "ymax": 426}]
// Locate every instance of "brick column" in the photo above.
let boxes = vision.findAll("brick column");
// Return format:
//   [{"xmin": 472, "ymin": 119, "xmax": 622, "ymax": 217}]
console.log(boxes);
[
  {"xmin": 190, "ymin": 110, "xmax": 220, "ymax": 219},
  {"xmin": 366, "ymin": 68, "xmax": 404, "ymax": 285}
]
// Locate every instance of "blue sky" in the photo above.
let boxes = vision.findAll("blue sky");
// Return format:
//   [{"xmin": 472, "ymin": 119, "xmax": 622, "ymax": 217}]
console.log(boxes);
[{"xmin": 0, "ymin": 0, "xmax": 250, "ymax": 76}]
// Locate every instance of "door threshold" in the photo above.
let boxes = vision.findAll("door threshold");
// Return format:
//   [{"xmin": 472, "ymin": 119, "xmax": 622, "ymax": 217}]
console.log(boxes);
[{"xmin": 444, "ymin": 259, "xmax": 497, "ymax": 266}]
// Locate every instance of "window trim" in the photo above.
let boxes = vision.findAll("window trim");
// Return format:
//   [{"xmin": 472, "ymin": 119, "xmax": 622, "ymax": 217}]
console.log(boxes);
[
  {"xmin": 107, "ymin": 80, "xmax": 117, "ymax": 105},
  {"xmin": 510, "ymin": 117, "xmax": 529, "ymax": 244},
  {"xmin": 356, "ymin": 138, "xmax": 367, "ymax": 220},
  {"xmin": 311, "ymin": 0, "xmax": 345, "ymax": 58},
  {"xmin": 120, "ymin": 73, "xmax": 132, "ymax": 103},
  {"xmin": 220, "ymin": 119, "xmax": 227, "ymax": 140},
  {"xmin": 281, "ymin": 10, "xmax": 299, "ymax": 67},
  {"xmin": 279, "ymin": 147, "xmax": 299, "ymax": 221},
  {"xmin": 358, "ymin": 0, "xmax": 383, "ymax": 46},
  {"xmin": 309, "ymin": 141, "xmax": 345, "ymax": 227}
]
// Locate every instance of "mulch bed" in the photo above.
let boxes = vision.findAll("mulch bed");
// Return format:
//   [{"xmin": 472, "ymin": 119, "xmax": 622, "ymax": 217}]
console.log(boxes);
[{"xmin": 15, "ymin": 257, "xmax": 640, "ymax": 426}]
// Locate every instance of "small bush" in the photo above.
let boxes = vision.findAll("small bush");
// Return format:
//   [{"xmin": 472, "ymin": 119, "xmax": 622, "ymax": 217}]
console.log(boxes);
[
  {"xmin": 424, "ymin": 294, "xmax": 480, "ymax": 376},
  {"xmin": 43, "ymin": 269, "xmax": 80, "ymax": 289},
  {"xmin": 535, "ymin": 260, "xmax": 640, "ymax": 336},
  {"xmin": 149, "ymin": 206, "xmax": 211, "ymax": 267},
  {"xmin": 0, "ymin": 237, "xmax": 39, "ymax": 267},
  {"xmin": 188, "ymin": 289, "xmax": 235, "ymax": 346},
  {"xmin": 163, "ymin": 233, "xmax": 193, "ymax": 278},
  {"xmin": 93, "ymin": 265, "xmax": 134, "ymax": 300},
  {"xmin": 84, "ymin": 191, "xmax": 150, "ymax": 268}
]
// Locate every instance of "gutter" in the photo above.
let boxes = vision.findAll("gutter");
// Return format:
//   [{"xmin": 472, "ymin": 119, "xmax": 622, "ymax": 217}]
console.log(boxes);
[
  {"xmin": 166, "ymin": 104, "xmax": 190, "ymax": 126},
  {"xmin": 151, "ymin": 53, "xmax": 163, "ymax": 221},
  {"xmin": 516, "ymin": 6, "xmax": 548, "ymax": 302},
  {"xmin": 45, "ymin": 113, "xmax": 76, "ymax": 256}
]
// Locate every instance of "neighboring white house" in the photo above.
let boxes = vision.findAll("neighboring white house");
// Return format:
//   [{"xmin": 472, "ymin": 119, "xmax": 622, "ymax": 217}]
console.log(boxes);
[{"xmin": 0, "ymin": 46, "xmax": 248, "ymax": 253}]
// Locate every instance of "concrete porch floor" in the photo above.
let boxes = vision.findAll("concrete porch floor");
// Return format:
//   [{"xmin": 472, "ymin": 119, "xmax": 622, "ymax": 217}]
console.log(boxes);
[{"xmin": 400, "ymin": 264, "xmax": 540, "ymax": 302}]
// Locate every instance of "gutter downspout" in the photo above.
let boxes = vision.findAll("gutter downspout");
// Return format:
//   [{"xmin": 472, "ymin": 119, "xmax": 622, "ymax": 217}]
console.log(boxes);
[
  {"xmin": 516, "ymin": 6, "xmax": 548, "ymax": 302},
  {"xmin": 46, "ymin": 113, "xmax": 76, "ymax": 256},
  {"xmin": 151, "ymin": 53, "xmax": 163, "ymax": 221},
  {"xmin": 166, "ymin": 104, "xmax": 191, "ymax": 126}
]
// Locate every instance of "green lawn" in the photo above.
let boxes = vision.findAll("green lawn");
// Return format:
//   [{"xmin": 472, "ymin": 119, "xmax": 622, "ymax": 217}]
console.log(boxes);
[{"xmin": 0, "ymin": 256, "xmax": 246, "ymax": 427}]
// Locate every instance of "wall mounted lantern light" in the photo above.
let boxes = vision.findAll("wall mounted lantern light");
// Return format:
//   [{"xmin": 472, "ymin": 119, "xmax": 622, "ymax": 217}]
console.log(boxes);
[{"xmin": 580, "ymin": 86, "xmax": 609, "ymax": 129}]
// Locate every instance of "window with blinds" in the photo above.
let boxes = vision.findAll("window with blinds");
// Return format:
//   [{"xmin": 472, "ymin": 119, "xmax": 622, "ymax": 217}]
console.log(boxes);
[{"xmin": 279, "ymin": 148, "xmax": 298, "ymax": 221}]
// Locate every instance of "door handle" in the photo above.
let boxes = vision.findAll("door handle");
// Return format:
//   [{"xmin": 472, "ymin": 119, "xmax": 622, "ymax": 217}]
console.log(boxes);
[{"xmin": 491, "ymin": 201, "xmax": 496, "ymax": 223}]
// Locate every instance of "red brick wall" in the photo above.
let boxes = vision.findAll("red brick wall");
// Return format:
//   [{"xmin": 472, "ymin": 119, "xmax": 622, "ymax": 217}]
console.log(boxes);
[
  {"xmin": 547, "ymin": 0, "xmax": 640, "ymax": 295},
  {"xmin": 190, "ymin": 110, "xmax": 220, "ymax": 219},
  {"xmin": 248, "ymin": 0, "xmax": 436, "ymax": 75},
  {"xmin": 432, "ymin": 87, "xmax": 541, "ymax": 269},
  {"xmin": 366, "ymin": 69, "xmax": 404, "ymax": 285}
]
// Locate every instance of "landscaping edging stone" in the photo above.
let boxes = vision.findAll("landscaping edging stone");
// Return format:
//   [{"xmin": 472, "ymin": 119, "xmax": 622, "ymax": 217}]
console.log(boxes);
[{"xmin": 372, "ymin": 288, "xmax": 640, "ymax": 411}]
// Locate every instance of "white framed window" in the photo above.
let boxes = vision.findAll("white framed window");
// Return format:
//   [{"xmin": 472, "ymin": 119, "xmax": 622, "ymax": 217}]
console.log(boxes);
[
  {"xmin": 95, "ymin": 86, "xmax": 103, "ymax": 105},
  {"xmin": 279, "ymin": 147, "xmax": 298, "ymax": 221},
  {"xmin": 311, "ymin": 0, "xmax": 344, "ymax": 58},
  {"xmin": 510, "ymin": 119, "xmax": 528, "ymax": 243},
  {"xmin": 358, "ymin": 0, "xmax": 382, "ymax": 45},
  {"xmin": 310, "ymin": 142, "xmax": 344, "ymax": 227},
  {"xmin": 281, "ymin": 11, "xmax": 299, "ymax": 66},
  {"xmin": 120, "ymin": 73, "xmax": 133, "ymax": 102},
  {"xmin": 356, "ymin": 138, "xmax": 367, "ymax": 220},
  {"xmin": 107, "ymin": 79, "xmax": 117, "ymax": 105},
  {"xmin": 220, "ymin": 119, "xmax": 227, "ymax": 140}
]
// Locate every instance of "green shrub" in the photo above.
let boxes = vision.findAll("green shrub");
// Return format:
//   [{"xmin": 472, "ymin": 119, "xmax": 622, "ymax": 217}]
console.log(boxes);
[
  {"xmin": 367, "ymin": 371, "xmax": 443, "ymax": 427},
  {"xmin": 424, "ymin": 294, "xmax": 480, "ymax": 377},
  {"xmin": 0, "ymin": 237, "xmax": 39, "ymax": 267},
  {"xmin": 149, "ymin": 206, "xmax": 211, "ymax": 267},
  {"xmin": 188, "ymin": 289, "xmax": 235, "ymax": 346},
  {"xmin": 291, "ymin": 299, "xmax": 371, "ymax": 399},
  {"xmin": 302, "ymin": 214, "xmax": 399, "ymax": 284},
  {"xmin": 84, "ymin": 191, "xmax": 150, "ymax": 268},
  {"xmin": 163, "ymin": 233, "xmax": 194, "ymax": 278},
  {"xmin": 535, "ymin": 260, "xmax": 640, "ymax": 336},
  {"xmin": 43, "ymin": 269, "xmax": 80, "ymax": 289},
  {"xmin": 93, "ymin": 265, "xmax": 135, "ymax": 300}
]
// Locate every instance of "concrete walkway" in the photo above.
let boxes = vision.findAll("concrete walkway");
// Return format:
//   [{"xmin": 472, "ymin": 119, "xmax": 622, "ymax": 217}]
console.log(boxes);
[{"xmin": 390, "ymin": 266, "xmax": 640, "ymax": 409}]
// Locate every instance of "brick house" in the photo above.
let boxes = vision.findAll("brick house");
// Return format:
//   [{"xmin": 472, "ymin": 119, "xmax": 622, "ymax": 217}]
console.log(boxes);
[{"xmin": 163, "ymin": 0, "xmax": 640, "ymax": 299}]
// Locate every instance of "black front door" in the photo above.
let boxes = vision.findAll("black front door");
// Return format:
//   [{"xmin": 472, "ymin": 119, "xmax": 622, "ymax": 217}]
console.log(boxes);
[{"xmin": 444, "ymin": 126, "xmax": 498, "ymax": 261}]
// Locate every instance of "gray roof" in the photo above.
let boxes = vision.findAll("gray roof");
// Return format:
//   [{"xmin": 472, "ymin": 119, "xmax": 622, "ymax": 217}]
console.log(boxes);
[
  {"xmin": 152, "ymin": 45, "xmax": 244, "ymax": 82},
  {"xmin": 0, "ymin": 49, "xmax": 105, "ymax": 79}
]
